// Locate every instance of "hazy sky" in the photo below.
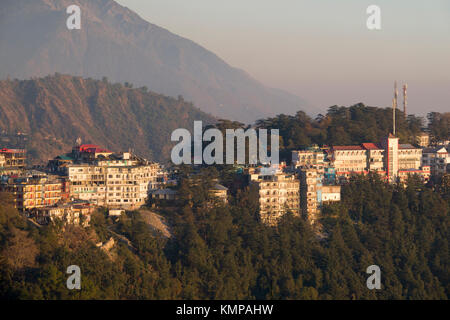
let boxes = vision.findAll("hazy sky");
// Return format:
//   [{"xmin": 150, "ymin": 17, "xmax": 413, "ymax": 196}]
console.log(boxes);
[{"xmin": 116, "ymin": 0, "xmax": 450, "ymax": 116}]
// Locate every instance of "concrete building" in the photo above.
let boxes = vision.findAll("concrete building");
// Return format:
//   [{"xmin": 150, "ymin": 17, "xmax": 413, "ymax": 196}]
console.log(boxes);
[
  {"xmin": 0, "ymin": 171, "xmax": 65, "ymax": 211},
  {"xmin": 0, "ymin": 148, "xmax": 26, "ymax": 175},
  {"xmin": 328, "ymin": 145, "xmax": 368, "ymax": 180},
  {"xmin": 398, "ymin": 144, "xmax": 423, "ymax": 170},
  {"xmin": 250, "ymin": 171, "xmax": 300, "ymax": 226},
  {"xmin": 416, "ymin": 132, "xmax": 430, "ymax": 148},
  {"xmin": 299, "ymin": 168, "xmax": 341, "ymax": 224},
  {"xmin": 321, "ymin": 185, "xmax": 341, "ymax": 203},
  {"xmin": 68, "ymin": 163, "xmax": 158, "ymax": 209},
  {"xmin": 422, "ymin": 146, "xmax": 449, "ymax": 175},
  {"xmin": 300, "ymin": 168, "xmax": 321, "ymax": 224},
  {"xmin": 381, "ymin": 134, "xmax": 400, "ymax": 183},
  {"xmin": 150, "ymin": 188, "xmax": 179, "ymax": 201},
  {"xmin": 31, "ymin": 200, "xmax": 95, "ymax": 227},
  {"xmin": 361, "ymin": 143, "xmax": 385, "ymax": 173},
  {"xmin": 292, "ymin": 146, "xmax": 325, "ymax": 172},
  {"xmin": 324, "ymin": 134, "xmax": 428, "ymax": 183},
  {"xmin": 209, "ymin": 184, "xmax": 229, "ymax": 204},
  {"xmin": 49, "ymin": 143, "xmax": 162, "ymax": 210}
]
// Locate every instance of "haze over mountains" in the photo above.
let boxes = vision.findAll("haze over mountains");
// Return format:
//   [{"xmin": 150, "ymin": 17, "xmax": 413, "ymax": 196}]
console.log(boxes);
[
  {"xmin": 0, "ymin": 75, "xmax": 215, "ymax": 163},
  {"xmin": 0, "ymin": 0, "xmax": 311, "ymax": 123}
]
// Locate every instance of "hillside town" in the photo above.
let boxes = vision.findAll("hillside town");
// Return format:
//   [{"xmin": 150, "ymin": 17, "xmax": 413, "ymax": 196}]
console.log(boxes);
[{"xmin": 0, "ymin": 128, "xmax": 449, "ymax": 228}]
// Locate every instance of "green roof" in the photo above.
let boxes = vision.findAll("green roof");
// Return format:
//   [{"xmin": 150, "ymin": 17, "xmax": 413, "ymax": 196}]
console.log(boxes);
[{"xmin": 56, "ymin": 155, "xmax": 74, "ymax": 161}]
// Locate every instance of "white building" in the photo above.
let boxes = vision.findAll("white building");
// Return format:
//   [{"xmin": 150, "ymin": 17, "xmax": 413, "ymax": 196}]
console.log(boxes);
[
  {"xmin": 68, "ymin": 163, "xmax": 159, "ymax": 209},
  {"xmin": 422, "ymin": 146, "xmax": 449, "ymax": 175}
]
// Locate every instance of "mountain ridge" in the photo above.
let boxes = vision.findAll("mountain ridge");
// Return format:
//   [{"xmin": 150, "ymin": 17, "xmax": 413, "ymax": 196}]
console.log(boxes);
[
  {"xmin": 0, "ymin": 0, "xmax": 312, "ymax": 123},
  {"xmin": 0, "ymin": 74, "xmax": 216, "ymax": 164}
]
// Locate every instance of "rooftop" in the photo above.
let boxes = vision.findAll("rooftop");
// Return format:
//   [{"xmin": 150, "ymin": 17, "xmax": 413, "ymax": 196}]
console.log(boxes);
[
  {"xmin": 332, "ymin": 145, "xmax": 364, "ymax": 151},
  {"xmin": 78, "ymin": 144, "xmax": 112, "ymax": 154},
  {"xmin": 362, "ymin": 143, "xmax": 383, "ymax": 150},
  {"xmin": 399, "ymin": 144, "xmax": 418, "ymax": 150},
  {"xmin": 0, "ymin": 148, "xmax": 26, "ymax": 153},
  {"xmin": 212, "ymin": 184, "xmax": 228, "ymax": 191},
  {"xmin": 423, "ymin": 146, "xmax": 448, "ymax": 153}
]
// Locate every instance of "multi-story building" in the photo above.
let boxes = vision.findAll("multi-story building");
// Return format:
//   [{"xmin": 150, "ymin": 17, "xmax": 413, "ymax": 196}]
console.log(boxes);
[
  {"xmin": 300, "ymin": 168, "xmax": 320, "ymax": 224},
  {"xmin": 209, "ymin": 184, "xmax": 229, "ymax": 204},
  {"xmin": 398, "ymin": 144, "xmax": 422, "ymax": 170},
  {"xmin": 380, "ymin": 134, "xmax": 400, "ymax": 183},
  {"xmin": 321, "ymin": 185, "xmax": 341, "ymax": 203},
  {"xmin": 422, "ymin": 146, "xmax": 449, "ymax": 175},
  {"xmin": 322, "ymin": 134, "xmax": 428, "ymax": 183},
  {"xmin": 68, "ymin": 162, "xmax": 159, "ymax": 209},
  {"xmin": 328, "ymin": 145, "xmax": 368, "ymax": 180},
  {"xmin": 0, "ymin": 148, "xmax": 26, "ymax": 175},
  {"xmin": 0, "ymin": 171, "xmax": 64, "ymax": 211},
  {"xmin": 49, "ymin": 143, "xmax": 162, "ymax": 210},
  {"xmin": 249, "ymin": 171, "xmax": 300, "ymax": 226},
  {"xmin": 361, "ymin": 143, "xmax": 385, "ymax": 173},
  {"xmin": 416, "ymin": 132, "xmax": 430, "ymax": 148},
  {"xmin": 299, "ymin": 168, "xmax": 341, "ymax": 224},
  {"xmin": 398, "ymin": 166, "xmax": 431, "ymax": 184},
  {"xmin": 380, "ymin": 136, "xmax": 427, "ymax": 183},
  {"xmin": 292, "ymin": 146, "xmax": 325, "ymax": 172},
  {"xmin": 31, "ymin": 200, "xmax": 95, "ymax": 227}
]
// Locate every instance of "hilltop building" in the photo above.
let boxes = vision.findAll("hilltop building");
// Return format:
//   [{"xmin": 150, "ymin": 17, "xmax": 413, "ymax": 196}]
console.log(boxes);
[
  {"xmin": 49, "ymin": 142, "xmax": 162, "ymax": 210},
  {"xmin": 30, "ymin": 200, "xmax": 95, "ymax": 227},
  {"xmin": 291, "ymin": 145, "xmax": 325, "ymax": 172},
  {"xmin": 0, "ymin": 171, "xmax": 67, "ymax": 211},
  {"xmin": 249, "ymin": 170, "xmax": 300, "ymax": 226},
  {"xmin": 416, "ymin": 132, "xmax": 430, "ymax": 148},
  {"xmin": 299, "ymin": 167, "xmax": 341, "ymax": 224},
  {"xmin": 299, "ymin": 135, "xmax": 430, "ymax": 184},
  {"xmin": 0, "ymin": 148, "xmax": 26, "ymax": 175},
  {"xmin": 422, "ymin": 146, "xmax": 450, "ymax": 175},
  {"xmin": 149, "ymin": 183, "xmax": 228, "ymax": 206}
]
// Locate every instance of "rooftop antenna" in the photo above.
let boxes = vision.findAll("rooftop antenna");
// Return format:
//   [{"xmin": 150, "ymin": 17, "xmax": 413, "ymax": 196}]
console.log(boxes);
[
  {"xmin": 392, "ymin": 98, "xmax": 396, "ymax": 136},
  {"xmin": 393, "ymin": 81, "xmax": 398, "ymax": 136},
  {"xmin": 403, "ymin": 84, "xmax": 407, "ymax": 119}
]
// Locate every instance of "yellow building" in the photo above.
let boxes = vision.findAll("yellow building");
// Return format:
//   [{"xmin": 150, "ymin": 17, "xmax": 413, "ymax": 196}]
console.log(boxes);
[
  {"xmin": 0, "ymin": 172, "xmax": 63, "ymax": 211},
  {"xmin": 0, "ymin": 148, "xmax": 26, "ymax": 175},
  {"xmin": 250, "ymin": 171, "xmax": 300, "ymax": 226},
  {"xmin": 416, "ymin": 132, "xmax": 430, "ymax": 148}
]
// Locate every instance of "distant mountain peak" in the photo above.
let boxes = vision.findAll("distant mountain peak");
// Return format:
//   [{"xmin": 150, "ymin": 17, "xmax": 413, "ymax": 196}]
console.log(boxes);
[{"xmin": 0, "ymin": 0, "xmax": 312, "ymax": 123}]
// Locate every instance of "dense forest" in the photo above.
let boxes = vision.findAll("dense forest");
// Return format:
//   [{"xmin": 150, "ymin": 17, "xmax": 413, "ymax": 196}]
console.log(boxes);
[
  {"xmin": 1, "ymin": 170, "xmax": 448, "ymax": 300},
  {"xmin": 255, "ymin": 104, "xmax": 449, "ymax": 147},
  {"xmin": 0, "ymin": 94, "xmax": 449, "ymax": 300},
  {"xmin": 210, "ymin": 104, "xmax": 449, "ymax": 163}
]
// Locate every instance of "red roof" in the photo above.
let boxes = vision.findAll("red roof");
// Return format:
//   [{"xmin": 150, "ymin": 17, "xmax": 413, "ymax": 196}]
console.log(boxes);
[
  {"xmin": 78, "ymin": 144, "xmax": 111, "ymax": 153},
  {"xmin": 0, "ymin": 148, "xmax": 26, "ymax": 153},
  {"xmin": 362, "ymin": 143, "xmax": 383, "ymax": 150},
  {"xmin": 79, "ymin": 144, "xmax": 100, "ymax": 151},
  {"xmin": 332, "ymin": 145, "xmax": 364, "ymax": 151}
]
